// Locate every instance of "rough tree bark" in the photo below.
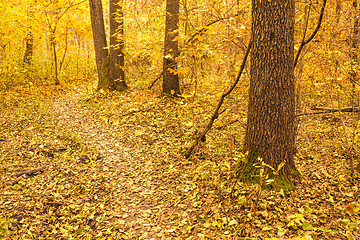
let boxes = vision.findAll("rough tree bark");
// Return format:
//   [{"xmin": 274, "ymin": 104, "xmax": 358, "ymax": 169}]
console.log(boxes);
[
  {"xmin": 89, "ymin": 0, "xmax": 111, "ymax": 90},
  {"xmin": 242, "ymin": 0, "xmax": 298, "ymax": 189},
  {"xmin": 110, "ymin": 0, "xmax": 128, "ymax": 91},
  {"xmin": 162, "ymin": 0, "xmax": 181, "ymax": 97}
]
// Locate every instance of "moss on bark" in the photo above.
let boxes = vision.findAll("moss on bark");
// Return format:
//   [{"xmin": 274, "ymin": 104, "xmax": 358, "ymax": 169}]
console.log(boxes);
[{"xmin": 236, "ymin": 153, "xmax": 301, "ymax": 193}]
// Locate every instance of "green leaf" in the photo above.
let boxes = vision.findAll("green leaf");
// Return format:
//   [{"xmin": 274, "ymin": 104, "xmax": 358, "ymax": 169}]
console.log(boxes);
[{"xmin": 302, "ymin": 222, "xmax": 314, "ymax": 231}]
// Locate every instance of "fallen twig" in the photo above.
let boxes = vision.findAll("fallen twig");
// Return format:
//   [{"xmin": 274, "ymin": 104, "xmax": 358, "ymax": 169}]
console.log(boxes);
[
  {"xmin": 10, "ymin": 166, "xmax": 46, "ymax": 178},
  {"xmin": 311, "ymin": 106, "xmax": 360, "ymax": 112},
  {"xmin": 297, "ymin": 106, "xmax": 360, "ymax": 116},
  {"xmin": 9, "ymin": 165, "xmax": 46, "ymax": 185}
]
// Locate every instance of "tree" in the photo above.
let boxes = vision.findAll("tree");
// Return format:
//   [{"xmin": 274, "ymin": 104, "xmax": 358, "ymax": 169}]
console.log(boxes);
[
  {"xmin": 23, "ymin": 31, "xmax": 33, "ymax": 66},
  {"xmin": 162, "ymin": 0, "xmax": 181, "ymax": 97},
  {"xmin": 43, "ymin": 0, "xmax": 86, "ymax": 85},
  {"xmin": 89, "ymin": 0, "xmax": 111, "ymax": 90},
  {"xmin": 350, "ymin": 0, "xmax": 359, "ymax": 107},
  {"xmin": 110, "ymin": 0, "xmax": 128, "ymax": 91},
  {"xmin": 242, "ymin": 0, "xmax": 298, "ymax": 189}
]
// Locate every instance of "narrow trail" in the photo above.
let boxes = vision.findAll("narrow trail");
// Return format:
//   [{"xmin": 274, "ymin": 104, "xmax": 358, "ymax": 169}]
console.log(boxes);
[{"xmin": 46, "ymin": 92, "xmax": 171, "ymax": 239}]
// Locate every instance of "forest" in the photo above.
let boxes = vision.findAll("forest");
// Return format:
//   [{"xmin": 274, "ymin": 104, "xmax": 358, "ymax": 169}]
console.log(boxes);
[{"xmin": 0, "ymin": 0, "xmax": 359, "ymax": 239}]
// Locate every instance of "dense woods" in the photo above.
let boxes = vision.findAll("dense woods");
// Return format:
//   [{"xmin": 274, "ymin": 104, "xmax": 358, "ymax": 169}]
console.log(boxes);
[{"xmin": 0, "ymin": 0, "xmax": 359, "ymax": 239}]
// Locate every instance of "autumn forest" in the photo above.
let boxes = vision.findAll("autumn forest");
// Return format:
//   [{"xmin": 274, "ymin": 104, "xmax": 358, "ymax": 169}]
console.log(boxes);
[{"xmin": 0, "ymin": 0, "xmax": 359, "ymax": 239}]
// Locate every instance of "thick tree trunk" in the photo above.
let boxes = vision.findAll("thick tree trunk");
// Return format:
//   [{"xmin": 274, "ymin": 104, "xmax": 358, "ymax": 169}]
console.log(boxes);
[
  {"xmin": 110, "ymin": 0, "xmax": 128, "ymax": 91},
  {"xmin": 243, "ymin": 0, "xmax": 298, "ymax": 188},
  {"xmin": 162, "ymin": 0, "xmax": 181, "ymax": 97},
  {"xmin": 89, "ymin": 0, "xmax": 111, "ymax": 90}
]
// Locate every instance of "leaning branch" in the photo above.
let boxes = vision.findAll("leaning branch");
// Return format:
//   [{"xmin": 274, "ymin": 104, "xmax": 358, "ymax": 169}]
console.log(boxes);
[
  {"xmin": 184, "ymin": 39, "xmax": 252, "ymax": 159},
  {"xmin": 148, "ymin": 71, "xmax": 163, "ymax": 89},
  {"xmin": 294, "ymin": 0, "xmax": 327, "ymax": 67}
]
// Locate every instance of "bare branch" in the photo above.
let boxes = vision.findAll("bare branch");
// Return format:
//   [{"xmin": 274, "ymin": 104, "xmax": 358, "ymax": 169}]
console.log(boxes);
[
  {"xmin": 185, "ymin": 39, "xmax": 252, "ymax": 158},
  {"xmin": 294, "ymin": 0, "xmax": 327, "ymax": 67},
  {"xmin": 184, "ymin": 13, "xmax": 240, "ymax": 47}
]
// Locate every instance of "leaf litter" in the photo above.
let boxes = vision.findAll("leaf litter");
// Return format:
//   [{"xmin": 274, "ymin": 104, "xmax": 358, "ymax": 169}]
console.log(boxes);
[{"xmin": 0, "ymin": 85, "xmax": 359, "ymax": 239}]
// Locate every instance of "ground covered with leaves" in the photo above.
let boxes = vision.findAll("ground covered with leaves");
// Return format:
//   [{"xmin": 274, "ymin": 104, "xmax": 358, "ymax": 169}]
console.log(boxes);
[{"xmin": 0, "ymin": 83, "xmax": 359, "ymax": 239}]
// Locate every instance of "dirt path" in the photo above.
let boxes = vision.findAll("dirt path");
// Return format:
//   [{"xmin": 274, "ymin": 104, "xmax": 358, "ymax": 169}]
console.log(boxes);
[
  {"xmin": 1, "ymin": 88, "xmax": 189, "ymax": 239},
  {"xmin": 46, "ymin": 92, "xmax": 170, "ymax": 239}
]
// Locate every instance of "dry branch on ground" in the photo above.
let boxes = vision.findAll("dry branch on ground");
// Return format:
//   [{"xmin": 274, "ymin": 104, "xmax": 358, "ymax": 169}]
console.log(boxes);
[{"xmin": 8, "ymin": 165, "xmax": 46, "ymax": 185}]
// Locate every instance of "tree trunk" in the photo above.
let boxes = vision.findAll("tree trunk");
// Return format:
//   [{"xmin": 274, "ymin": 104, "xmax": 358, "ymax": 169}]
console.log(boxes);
[
  {"xmin": 243, "ymin": 0, "xmax": 298, "ymax": 189},
  {"xmin": 110, "ymin": 0, "xmax": 128, "ymax": 91},
  {"xmin": 162, "ymin": 0, "xmax": 181, "ymax": 97},
  {"xmin": 50, "ymin": 32, "xmax": 60, "ymax": 85},
  {"xmin": 89, "ymin": 0, "xmax": 111, "ymax": 90},
  {"xmin": 23, "ymin": 31, "xmax": 33, "ymax": 66},
  {"xmin": 350, "ymin": 0, "xmax": 359, "ymax": 106}
]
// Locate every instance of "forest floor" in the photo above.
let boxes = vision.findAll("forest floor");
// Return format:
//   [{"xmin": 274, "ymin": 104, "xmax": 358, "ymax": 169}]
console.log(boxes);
[{"xmin": 0, "ymin": 82, "xmax": 359, "ymax": 239}]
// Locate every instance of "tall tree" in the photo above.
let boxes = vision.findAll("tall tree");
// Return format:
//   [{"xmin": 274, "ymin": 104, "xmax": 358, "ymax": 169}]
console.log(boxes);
[
  {"xmin": 110, "ymin": 0, "xmax": 128, "ymax": 91},
  {"xmin": 89, "ymin": 0, "xmax": 111, "ymax": 90},
  {"xmin": 243, "ymin": 0, "xmax": 298, "ymax": 188},
  {"xmin": 162, "ymin": 0, "xmax": 181, "ymax": 97}
]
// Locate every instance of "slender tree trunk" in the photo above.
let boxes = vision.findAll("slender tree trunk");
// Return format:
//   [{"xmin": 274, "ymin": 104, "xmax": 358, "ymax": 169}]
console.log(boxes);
[
  {"xmin": 23, "ymin": 31, "xmax": 33, "ymax": 66},
  {"xmin": 89, "ymin": 0, "xmax": 111, "ymax": 90},
  {"xmin": 243, "ymin": 0, "xmax": 298, "ymax": 189},
  {"xmin": 24, "ymin": 3, "xmax": 34, "ymax": 68},
  {"xmin": 350, "ymin": 0, "xmax": 359, "ymax": 106},
  {"xmin": 110, "ymin": 0, "xmax": 128, "ymax": 91},
  {"xmin": 50, "ymin": 32, "xmax": 60, "ymax": 85},
  {"xmin": 162, "ymin": 0, "xmax": 181, "ymax": 97}
]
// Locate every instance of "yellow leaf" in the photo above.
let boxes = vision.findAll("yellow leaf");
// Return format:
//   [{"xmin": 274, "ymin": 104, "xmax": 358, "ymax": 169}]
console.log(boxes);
[
  {"xmin": 135, "ymin": 130, "xmax": 144, "ymax": 136},
  {"xmin": 228, "ymin": 219, "xmax": 238, "ymax": 226},
  {"xmin": 184, "ymin": 121, "xmax": 193, "ymax": 127},
  {"xmin": 203, "ymin": 222, "xmax": 212, "ymax": 228},
  {"xmin": 196, "ymin": 35, "xmax": 204, "ymax": 41},
  {"xmin": 171, "ymin": 90, "xmax": 175, "ymax": 95}
]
